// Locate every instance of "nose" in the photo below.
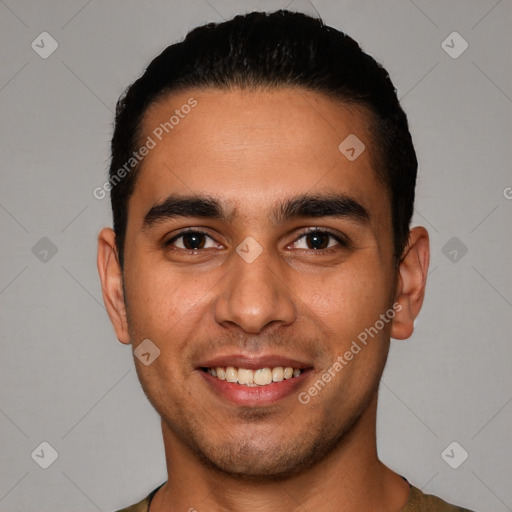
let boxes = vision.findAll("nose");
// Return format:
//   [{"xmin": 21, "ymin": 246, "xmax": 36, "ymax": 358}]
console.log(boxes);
[{"xmin": 214, "ymin": 247, "xmax": 296, "ymax": 334}]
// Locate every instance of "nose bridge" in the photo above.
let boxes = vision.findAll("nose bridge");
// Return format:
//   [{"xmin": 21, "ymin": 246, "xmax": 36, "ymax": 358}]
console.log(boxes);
[{"xmin": 214, "ymin": 242, "xmax": 296, "ymax": 333}]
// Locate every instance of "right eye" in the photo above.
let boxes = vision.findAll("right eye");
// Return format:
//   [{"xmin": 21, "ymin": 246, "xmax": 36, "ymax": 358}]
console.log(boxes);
[{"xmin": 164, "ymin": 230, "xmax": 222, "ymax": 251}]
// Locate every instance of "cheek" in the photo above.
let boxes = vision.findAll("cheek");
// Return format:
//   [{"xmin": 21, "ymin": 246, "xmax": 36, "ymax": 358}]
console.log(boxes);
[
  {"xmin": 123, "ymin": 261, "xmax": 214, "ymax": 341},
  {"xmin": 298, "ymin": 260, "xmax": 391, "ymax": 337}
]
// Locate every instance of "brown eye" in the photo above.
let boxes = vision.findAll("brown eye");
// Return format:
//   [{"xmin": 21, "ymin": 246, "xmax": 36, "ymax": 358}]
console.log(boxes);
[
  {"xmin": 290, "ymin": 229, "xmax": 346, "ymax": 251},
  {"xmin": 166, "ymin": 231, "xmax": 218, "ymax": 251},
  {"xmin": 181, "ymin": 233, "xmax": 206, "ymax": 250},
  {"xmin": 305, "ymin": 232, "xmax": 330, "ymax": 250}
]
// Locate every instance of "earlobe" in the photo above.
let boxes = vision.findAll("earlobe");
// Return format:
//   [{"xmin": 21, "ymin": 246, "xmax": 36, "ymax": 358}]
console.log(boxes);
[
  {"xmin": 391, "ymin": 227, "xmax": 430, "ymax": 340},
  {"xmin": 97, "ymin": 228, "xmax": 131, "ymax": 344}
]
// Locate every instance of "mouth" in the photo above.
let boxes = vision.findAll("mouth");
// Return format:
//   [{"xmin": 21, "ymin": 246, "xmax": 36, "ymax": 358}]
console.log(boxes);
[
  {"xmin": 200, "ymin": 365, "xmax": 303, "ymax": 386},
  {"xmin": 196, "ymin": 355, "xmax": 312, "ymax": 406}
]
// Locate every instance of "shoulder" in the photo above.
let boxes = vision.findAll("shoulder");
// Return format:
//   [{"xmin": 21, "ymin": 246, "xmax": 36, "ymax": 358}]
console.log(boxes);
[
  {"xmin": 112, "ymin": 483, "xmax": 164, "ymax": 512},
  {"xmin": 112, "ymin": 498, "xmax": 149, "ymax": 512},
  {"xmin": 404, "ymin": 485, "xmax": 476, "ymax": 512}
]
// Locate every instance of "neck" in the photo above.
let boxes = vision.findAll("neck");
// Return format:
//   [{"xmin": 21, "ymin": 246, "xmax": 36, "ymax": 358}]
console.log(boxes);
[{"xmin": 150, "ymin": 394, "xmax": 409, "ymax": 512}]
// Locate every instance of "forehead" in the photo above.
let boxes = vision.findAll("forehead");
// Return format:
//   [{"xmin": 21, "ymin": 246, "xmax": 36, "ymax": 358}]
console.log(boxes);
[{"xmin": 132, "ymin": 88, "xmax": 389, "ymax": 227}]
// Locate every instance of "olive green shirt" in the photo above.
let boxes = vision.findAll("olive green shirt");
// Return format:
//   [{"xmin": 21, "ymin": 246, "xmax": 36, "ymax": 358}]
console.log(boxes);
[{"xmin": 114, "ymin": 480, "xmax": 475, "ymax": 511}]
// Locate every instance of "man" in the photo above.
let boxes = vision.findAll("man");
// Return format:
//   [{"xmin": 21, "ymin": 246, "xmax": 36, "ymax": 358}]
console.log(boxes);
[{"xmin": 97, "ymin": 10, "xmax": 475, "ymax": 512}]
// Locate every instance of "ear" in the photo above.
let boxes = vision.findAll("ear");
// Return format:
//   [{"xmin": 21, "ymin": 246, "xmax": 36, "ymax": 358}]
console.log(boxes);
[
  {"xmin": 97, "ymin": 228, "xmax": 130, "ymax": 344},
  {"xmin": 391, "ymin": 226, "xmax": 430, "ymax": 340}
]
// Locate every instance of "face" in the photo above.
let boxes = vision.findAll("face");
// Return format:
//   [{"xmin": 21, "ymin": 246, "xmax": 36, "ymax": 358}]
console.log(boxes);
[{"xmin": 105, "ymin": 88, "xmax": 406, "ymax": 478}]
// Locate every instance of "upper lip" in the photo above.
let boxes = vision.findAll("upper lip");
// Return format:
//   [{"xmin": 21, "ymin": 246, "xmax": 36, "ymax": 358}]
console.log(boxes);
[{"xmin": 197, "ymin": 353, "xmax": 311, "ymax": 370}]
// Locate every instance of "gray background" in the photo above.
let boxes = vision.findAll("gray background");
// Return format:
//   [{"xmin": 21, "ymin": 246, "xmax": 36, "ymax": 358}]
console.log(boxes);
[{"xmin": 1, "ymin": 0, "xmax": 511, "ymax": 511}]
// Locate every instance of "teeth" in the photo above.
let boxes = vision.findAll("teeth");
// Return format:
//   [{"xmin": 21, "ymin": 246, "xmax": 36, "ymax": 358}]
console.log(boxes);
[
  {"xmin": 225, "ymin": 366, "xmax": 237, "ymax": 383},
  {"xmin": 283, "ymin": 367, "xmax": 293, "ymax": 379},
  {"xmin": 206, "ymin": 366, "xmax": 303, "ymax": 386},
  {"xmin": 237, "ymin": 368, "xmax": 254, "ymax": 385},
  {"xmin": 272, "ymin": 366, "xmax": 284, "ymax": 382},
  {"xmin": 254, "ymin": 368, "xmax": 272, "ymax": 385}
]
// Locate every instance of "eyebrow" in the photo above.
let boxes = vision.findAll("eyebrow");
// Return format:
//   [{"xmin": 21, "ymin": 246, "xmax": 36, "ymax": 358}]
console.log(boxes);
[
  {"xmin": 142, "ymin": 193, "xmax": 370, "ymax": 229},
  {"xmin": 142, "ymin": 195, "xmax": 231, "ymax": 229},
  {"xmin": 273, "ymin": 194, "xmax": 369, "ymax": 224}
]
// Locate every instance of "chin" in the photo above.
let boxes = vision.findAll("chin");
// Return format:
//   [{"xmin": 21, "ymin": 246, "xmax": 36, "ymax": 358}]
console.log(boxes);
[
  {"xmin": 202, "ymin": 452, "xmax": 311, "ymax": 481},
  {"xmin": 187, "ymin": 430, "xmax": 341, "ymax": 482}
]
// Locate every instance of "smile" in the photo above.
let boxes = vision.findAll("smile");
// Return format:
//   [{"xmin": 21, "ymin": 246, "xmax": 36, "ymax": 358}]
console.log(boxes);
[{"xmin": 202, "ymin": 366, "xmax": 302, "ymax": 386}]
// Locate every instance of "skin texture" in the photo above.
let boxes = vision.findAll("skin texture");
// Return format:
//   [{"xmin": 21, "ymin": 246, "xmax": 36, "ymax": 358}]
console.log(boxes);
[{"xmin": 98, "ymin": 88, "xmax": 430, "ymax": 512}]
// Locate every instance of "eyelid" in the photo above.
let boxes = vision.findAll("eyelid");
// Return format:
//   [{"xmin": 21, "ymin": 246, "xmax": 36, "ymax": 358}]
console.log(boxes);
[
  {"xmin": 164, "ymin": 228, "xmax": 220, "ymax": 248},
  {"xmin": 291, "ymin": 227, "xmax": 349, "ymax": 248}
]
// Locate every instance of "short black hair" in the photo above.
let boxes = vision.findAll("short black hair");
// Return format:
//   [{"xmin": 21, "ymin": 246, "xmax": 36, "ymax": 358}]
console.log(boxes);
[{"xmin": 109, "ymin": 10, "xmax": 417, "ymax": 268}]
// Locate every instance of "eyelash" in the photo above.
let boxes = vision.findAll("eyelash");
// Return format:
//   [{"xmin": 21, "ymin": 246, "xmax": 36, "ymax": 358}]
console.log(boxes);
[{"xmin": 164, "ymin": 228, "xmax": 348, "ymax": 253}]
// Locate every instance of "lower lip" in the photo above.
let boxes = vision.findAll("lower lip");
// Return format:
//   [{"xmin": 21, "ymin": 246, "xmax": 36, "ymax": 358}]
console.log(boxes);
[{"xmin": 198, "ymin": 370, "xmax": 311, "ymax": 406}]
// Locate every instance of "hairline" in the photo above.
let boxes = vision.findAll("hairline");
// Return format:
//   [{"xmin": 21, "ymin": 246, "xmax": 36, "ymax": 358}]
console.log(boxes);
[{"xmin": 134, "ymin": 84, "xmax": 390, "ymax": 202}]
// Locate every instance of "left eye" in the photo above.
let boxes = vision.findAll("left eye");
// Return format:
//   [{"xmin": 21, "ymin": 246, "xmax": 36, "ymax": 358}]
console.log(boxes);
[
  {"xmin": 291, "ymin": 231, "xmax": 344, "ymax": 251},
  {"xmin": 166, "ymin": 231, "xmax": 219, "ymax": 250}
]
